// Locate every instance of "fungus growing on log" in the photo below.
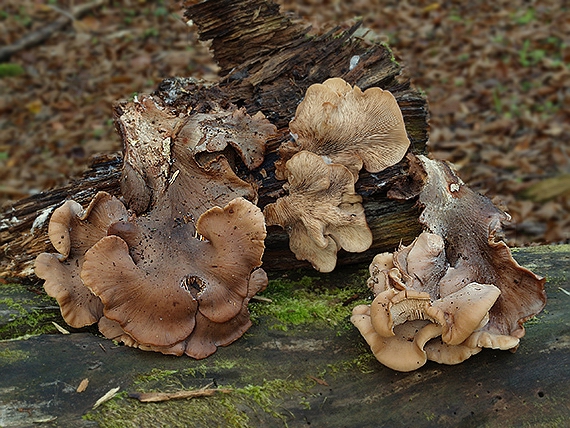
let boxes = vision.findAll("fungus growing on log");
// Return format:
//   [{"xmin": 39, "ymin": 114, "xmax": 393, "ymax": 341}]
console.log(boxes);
[
  {"xmin": 264, "ymin": 151, "xmax": 372, "ymax": 272},
  {"xmin": 115, "ymin": 94, "xmax": 276, "ymax": 216},
  {"xmin": 34, "ymin": 93, "xmax": 276, "ymax": 358},
  {"xmin": 81, "ymin": 196, "xmax": 267, "ymax": 356},
  {"xmin": 277, "ymin": 77, "xmax": 411, "ymax": 179},
  {"xmin": 352, "ymin": 155, "xmax": 546, "ymax": 371},
  {"xmin": 34, "ymin": 192, "xmax": 128, "ymax": 328}
]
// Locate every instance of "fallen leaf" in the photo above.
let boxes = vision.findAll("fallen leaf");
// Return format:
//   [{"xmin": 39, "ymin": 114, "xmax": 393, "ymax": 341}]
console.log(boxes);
[{"xmin": 77, "ymin": 378, "xmax": 89, "ymax": 393}]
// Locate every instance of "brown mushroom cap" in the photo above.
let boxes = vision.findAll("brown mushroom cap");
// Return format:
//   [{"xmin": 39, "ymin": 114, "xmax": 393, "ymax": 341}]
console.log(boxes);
[
  {"xmin": 264, "ymin": 150, "xmax": 372, "ymax": 272},
  {"xmin": 281, "ymin": 77, "xmax": 410, "ymax": 178},
  {"xmin": 34, "ymin": 192, "xmax": 128, "ymax": 328},
  {"xmin": 81, "ymin": 235, "xmax": 199, "ymax": 347},
  {"xmin": 407, "ymin": 155, "xmax": 546, "ymax": 341},
  {"xmin": 114, "ymin": 94, "xmax": 270, "ymax": 216},
  {"xmin": 81, "ymin": 197, "xmax": 266, "ymax": 354},
  {"xmin": 184, "ymin": 268, "xmax": 267, "ymax": 359},
  {"xmin": 178, "ymin": 108, "xmax": 277, "ymax": 170}
]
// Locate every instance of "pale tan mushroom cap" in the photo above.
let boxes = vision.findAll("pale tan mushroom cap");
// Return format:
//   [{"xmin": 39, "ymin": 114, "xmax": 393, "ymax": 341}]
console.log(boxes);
[
  {"xmin": 264, "ymin": 151, "xmax": 372, "ymax": 272},
  {"xmin": 352, "ymin": 306, "xmax": 443, "ymax": 372},
  {"xmin": 353, "ymin": 229, "xmax": 513, "ymax": 371},
  {"xmin": 287, "ymin": 77, "xmax": 410, "ymax": 178}
]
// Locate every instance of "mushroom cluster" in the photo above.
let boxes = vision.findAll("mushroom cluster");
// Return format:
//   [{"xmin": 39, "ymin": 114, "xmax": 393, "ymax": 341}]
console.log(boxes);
[
  {"xmin": 34, "ymin": 80, "xmax": 546, "ymax": 369},
  {"xmin": 35, "ymin": 95, "xmax": 276, "ymax": 358},
  {"xmin": 351, "ymin": 154, "xmax": 547, "ymax": 371},
  {"xmin": 266, "ymin": 78, "xmax": 410, "ymax": 271}
]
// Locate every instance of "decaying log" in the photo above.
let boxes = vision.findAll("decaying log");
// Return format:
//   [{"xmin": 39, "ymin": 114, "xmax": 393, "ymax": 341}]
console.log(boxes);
[{"xmin": 0, "ymin": 0, "xmax": 428, "ymax": 278}]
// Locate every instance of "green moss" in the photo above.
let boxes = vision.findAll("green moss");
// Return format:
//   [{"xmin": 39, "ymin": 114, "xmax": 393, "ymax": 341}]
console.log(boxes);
[
  {"xmin": 325, "ymin": 349, "xmax": 377, "ymax": 376},
  {"xmin": 250, "ymin": 270, "xmax": 371, "ymax": 331},
  {"xmin": 0, "ymin": 348, "xmax": 29, "ymax": 365},
  {"xmin": 0, "ymin": 63, "xmax": 25, "ymax": 78},
  {"xmin": 134, "ymin": 368, "xmax": 180, "ymax": 385},
  {"xmin": 85, "ymin": 373, "xmax": 312, "ymax": 428},
  {"xmin": 0, "ymin": 297, "xmax": 60, "ymax": 339}
]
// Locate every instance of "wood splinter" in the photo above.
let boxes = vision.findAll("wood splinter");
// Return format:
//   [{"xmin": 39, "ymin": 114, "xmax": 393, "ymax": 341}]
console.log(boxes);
[{"xmin": 129, "ymin": 387, "xmax": 232, "ymax": 403}]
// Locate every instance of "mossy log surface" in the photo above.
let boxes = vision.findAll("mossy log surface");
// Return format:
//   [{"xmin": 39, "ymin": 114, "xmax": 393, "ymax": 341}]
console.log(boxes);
[
  {"xmin": 0, "ymin": 0, "xmax": 427, "ymax": 278},
  {"xmin": 0, "ymin": 245, "xmax": 568, "ymax": 427}
]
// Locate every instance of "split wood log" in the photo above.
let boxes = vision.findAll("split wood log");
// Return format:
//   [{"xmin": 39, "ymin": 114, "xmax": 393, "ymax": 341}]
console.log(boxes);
[{"xmin": 0, "ymin": 0, "xmax": 428, "ymax": 278}]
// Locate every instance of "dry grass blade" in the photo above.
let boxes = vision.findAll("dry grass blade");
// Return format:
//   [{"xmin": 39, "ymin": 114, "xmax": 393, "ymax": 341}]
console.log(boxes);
[{"xmin": 93, "ymin": 386, "xmax": 120, "ymax": 409}]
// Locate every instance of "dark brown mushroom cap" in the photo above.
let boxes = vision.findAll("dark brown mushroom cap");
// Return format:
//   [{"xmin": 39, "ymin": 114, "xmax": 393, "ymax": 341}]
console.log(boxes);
[
  {"xmin": 81, "ymin": 197, "xmax": 266, "ymax": 352},
  {"xmin": 194, "ymin": 200, "xmax": 267, "ymax": 323},
  {"xmin": 178, "ymin": 108, "xmax": 277, "ymax": 170},
  {"xmin": 98, "ymin": 316, "xmax": 187, "ymax": 356},
  {"xmin": 280, "ymin": 77, "xmax": 410, "ymax": 179},
  {"xmin": 81, "ymin": 235, "xmax": 199, "ymax": 347},
  {"xmin": 407, "ymin": 155, "xmax": 547, "ymax": 340},
  {"xmin": 264, "ymin": 150, "xmax": 372, "ymax": 272},
  {"xmin": 114, "ymin": 94, "xmax": 272, "ymax": 215},
  {"xmin": 34, "ymin": 192, "xmax": 128, "ymax": 328},
  {"xmin": 185, "ymin": 268, "xmax": 267, "ymax": 359}
]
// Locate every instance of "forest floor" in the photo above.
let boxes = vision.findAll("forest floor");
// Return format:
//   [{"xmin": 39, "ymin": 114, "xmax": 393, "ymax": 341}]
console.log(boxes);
[{"xmin": 1, "ymin": 0, "xmax": 568, "ymax": 246}]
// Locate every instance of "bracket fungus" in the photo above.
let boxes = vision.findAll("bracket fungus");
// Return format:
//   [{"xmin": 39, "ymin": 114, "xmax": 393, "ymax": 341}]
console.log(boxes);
[
  {"xmin": 81, "ymin": 196, "xmax": 267, "ymax": 357},
  {"xmin": 352, "ymin": 155, "xmax": 546, "ymax": 371},
  {"xmin": 264, "ymin": 151, "xmax": 372, "ymax": 272},
  {"xmin": 34, "ymin": 192, "xmax": 128, "ymax": 328},
  {"xmin": 277, "ymin": 77, "xmax": 411, "ymax": 179},
  {"xmin": 34, "ymin": 93, "xmax": 276, "ymax": 358}
]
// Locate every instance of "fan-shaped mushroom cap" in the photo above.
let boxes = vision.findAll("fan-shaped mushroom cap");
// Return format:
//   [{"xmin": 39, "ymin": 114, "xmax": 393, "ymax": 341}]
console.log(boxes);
[
  {"xmin": 427, "ymin": 283, "xmax": 501, "ymax": 346},
  {"xmin": 264, "ymin": 151, "xmax": 372, "ymax": 272},
  {"xmin": 34, "ymin": 192, "xmax": 129, "ymax": 328},
  {"xmin": 400, "ymin": 155, "xmax": 547, "ymax": 341},
  {"xmin": 280, "ymin": 77, "xmax": 410, "ymax": 179},
  {"xmin": 81, "ymin": 197, "xmax": 266, "ymax": 355},
  {"xmin": 82, "ymin": 235, "xmax": 199, "ymax": 347},
  {"xmin": 352, "ymin": 305, "xmax": 443, "ymax": 372}
]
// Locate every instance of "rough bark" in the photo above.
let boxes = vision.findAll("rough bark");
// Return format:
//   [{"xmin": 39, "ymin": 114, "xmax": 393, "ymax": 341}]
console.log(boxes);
[{"xmin": 0, "ymin": 0, "xmax": 428, "ymax": 278}]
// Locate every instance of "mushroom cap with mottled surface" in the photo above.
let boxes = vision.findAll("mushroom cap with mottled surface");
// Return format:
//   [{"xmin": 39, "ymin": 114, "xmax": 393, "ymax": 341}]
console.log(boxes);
[
  {"xmin": 81, "ymin": 197, "xmax": 266, "ymax": 355},
  {"xmin": 34, "ymin": 192, "xmax": 128, "ymax": 328},
  {"xmin": 114, "ymin": 94, "xmax": 273, "ymax": 215},
  {"xmin": 279, "ymin": 77, "xmax": 410, "ymax": 179},
  {"xmin": 264, "ymin": 150, "xmax": 372, "ymax": 272},
  {"xmin": 390, "ymin": 154, "xmax": 547, "ymax": 342}
]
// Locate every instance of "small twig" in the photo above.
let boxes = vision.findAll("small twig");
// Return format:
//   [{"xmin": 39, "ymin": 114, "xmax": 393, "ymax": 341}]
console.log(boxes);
[
  {"xmin": 129, "ymin": 387, "xmax": 232, "ymax": 403},
  {"xmin": 0, "ymin": 0, "xmax": 106, "ymax": 62}
]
